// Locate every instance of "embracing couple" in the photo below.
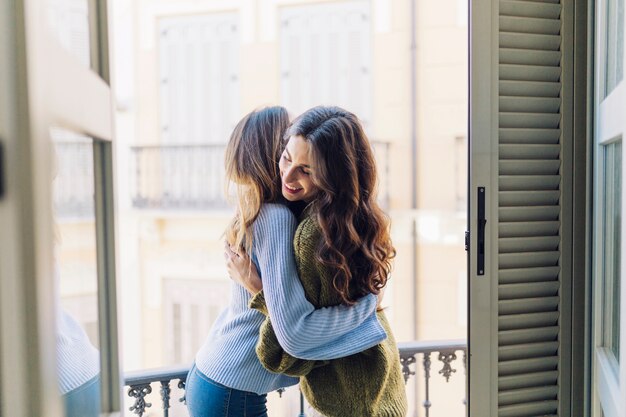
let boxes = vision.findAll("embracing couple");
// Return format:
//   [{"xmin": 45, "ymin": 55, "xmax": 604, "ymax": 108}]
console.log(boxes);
[{"xmin": 185, "ymin": 106, "xmax": 408, "ymax": 417}]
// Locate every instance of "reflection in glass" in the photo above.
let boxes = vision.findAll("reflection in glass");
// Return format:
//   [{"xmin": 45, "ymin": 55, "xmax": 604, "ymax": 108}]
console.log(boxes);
[
  {"xmin": 52, "ymin": 129, "xmax": 100, "ymax": 417},
  {"xmin": 605, "ymin": 0, "xmax": 624, "ymax": 97},
  {"xmin": 601, "ymin": 140, "xmax": 622, "ymax": 362},
  {"xmin": 46, "ymin": 0, "xmax": 91, "ymax": 68}
]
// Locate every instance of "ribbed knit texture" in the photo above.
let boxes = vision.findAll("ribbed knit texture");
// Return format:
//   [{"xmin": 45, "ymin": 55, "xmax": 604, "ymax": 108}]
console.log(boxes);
[
  {"xmin": 56, "ymin": 309, "xmax": 100, "ymax": 394},
  {"xmin": 195, "ymin": 204, "xmax": 386, "ymax": 395},
  {"xmin": 252, "ymin": 210, "xmax": 408, "ymax": 417}
]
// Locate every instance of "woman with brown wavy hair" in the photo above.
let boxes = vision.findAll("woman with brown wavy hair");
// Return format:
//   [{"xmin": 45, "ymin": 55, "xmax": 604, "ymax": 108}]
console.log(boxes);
[{"xmin": 228, "ymin": 106, "xmax": 407, "ymax": 417}]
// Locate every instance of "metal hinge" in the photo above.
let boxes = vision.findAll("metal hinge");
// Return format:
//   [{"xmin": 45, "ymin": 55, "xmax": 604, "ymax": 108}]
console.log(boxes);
[{"xmin": 464, "ymin": 230, "xmax": 469, "ymax": 251}]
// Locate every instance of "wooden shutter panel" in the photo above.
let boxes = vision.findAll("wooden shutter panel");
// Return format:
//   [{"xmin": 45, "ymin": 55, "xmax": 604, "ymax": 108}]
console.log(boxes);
[{"xmin": 496, "ymin": 0, "xmax": 570, "ymax": 416}]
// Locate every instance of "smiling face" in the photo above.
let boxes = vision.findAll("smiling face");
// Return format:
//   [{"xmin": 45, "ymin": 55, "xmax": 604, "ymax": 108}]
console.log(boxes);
[{"xmin": 279, "ymin": 135, "xmax": 320, "ymax": 203}]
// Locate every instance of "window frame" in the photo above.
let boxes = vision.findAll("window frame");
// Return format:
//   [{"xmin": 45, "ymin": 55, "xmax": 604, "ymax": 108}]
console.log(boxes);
[{"xmin": 591, "ymin": 0, "xmax": 626, "ymax": 415}]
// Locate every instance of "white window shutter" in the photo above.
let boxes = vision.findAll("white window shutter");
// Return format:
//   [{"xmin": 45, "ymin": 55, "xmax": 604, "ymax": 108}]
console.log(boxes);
[
  {"xmin": 159, "ymin": 14, "xmax": 239, "ymax": 145},
  {"xmin": 281, "ymin": 1, "xmax": 371, "ymax": 129}
]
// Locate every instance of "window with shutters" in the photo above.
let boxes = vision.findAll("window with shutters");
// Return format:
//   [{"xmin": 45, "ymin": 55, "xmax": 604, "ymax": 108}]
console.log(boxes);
[{"xmin": 279, "ymin": 1, "xmax": 372, "ymax": 130}]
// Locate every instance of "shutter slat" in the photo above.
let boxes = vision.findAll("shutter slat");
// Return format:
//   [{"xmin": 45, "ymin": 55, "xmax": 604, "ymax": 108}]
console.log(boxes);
[
  {"xmin": 499, "ymin": 342, "xmax": 559, "ymax": 362},
  {"xmin": 500, "ymin": 0, "xmax": 562, "ymax": 19},
  {"xmin": 499, "ymin": 266, "xmax": 560, "ymax": 283},
  {"xmin": 500, "ymin": 64, "xmax": 561, "ymax": 82},
  {"xmin": 499, "ymin": 128, "xmax": 560, "ymax": 144},
  {"xmin": 499, "ymin": 296, "xmax": 560, "ymax": 314},
  {"xmin": 499, "ymin": 371, "xmax": 559, "ymax": 391},
  {"xmin": 499, "ymin": 190, "xmax": 560, "ymax": 206},
  {"xmin": 499, "ymin": 144, "xmax": 560, "ymax": 159},
  {"xmin": 499, "ymin": 326, "xmax": 559, "ymax": 345},
  {"xmin": 500, "ymin": 221, "xmax": 560, "ymax": 236},
  {"xmin": 500, "ymin": 48, "xmax": 562, "ymax": 66},
  {"xmin": 499, "ymin": 251, "xmax": 560, "ymax": 269},
  {"xmin": 499, "ymin": 16, "xmax": 561, "ymax": 34},
  {"xmin": 499, "ymin": 235, "xmax": 560, "ymax": 253},
  {"xmin": 499, "ymin": 112, "xmax": 561, "ymax": 128},
  {"xmin": 499, "ymin": 205, "xmax": 560, "ymax": 221},
  {"xmin": 498, "ymin": 385, "xmax": 559, "ymax": 406},
  {"xmin": 499, "ymin": 400, "xmax": 559, "ymax": 417},
  {"xmin": 499, "ymin": 311, "xmax": 559, "ymax": 330},
  {"xmin": 500, "ymin": 96, "xmax": 561, "ymax": 113},
  {"xmin": 500, "ymin": 160, "xmax": 560, "ymax": 175},
  {"xmin": 500, "ymin": 175, "xmax": 560, "ymax": 190},
  {"xmin": 500, "ymin": 33, "xmax": 561, "ymax": 51},
  {"xmin": 500, "ymin": 282, "xmax": 560, "ymax": 299},
  {"xmin": 499, "ymin": 356, "xmax": 559, "ymax": 375},
  {"xmin": 500, "ymin": 80, "xmax": 561, "ymax": 97}
]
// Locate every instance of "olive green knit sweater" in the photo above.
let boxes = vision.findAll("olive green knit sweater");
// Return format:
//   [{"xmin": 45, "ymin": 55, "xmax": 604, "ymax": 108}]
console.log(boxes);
[{"xmin": 250, "ymin": 211, "xmax": 407, "ymax": 417}]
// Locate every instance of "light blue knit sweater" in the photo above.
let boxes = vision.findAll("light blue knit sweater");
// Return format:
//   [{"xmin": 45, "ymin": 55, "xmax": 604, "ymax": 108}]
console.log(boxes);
[{"xmin": 195, "ymin": 204, "xmax": 387, "ymax": 394}]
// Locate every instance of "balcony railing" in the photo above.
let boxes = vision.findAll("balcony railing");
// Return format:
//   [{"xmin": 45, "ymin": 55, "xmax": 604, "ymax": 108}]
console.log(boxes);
[
  {"xmin": 130, "ymin": 141, "xmax": 391, "ymax": 212},
  {"xmin": 130, "ymin": 144, "xmax": 229, "ymax": 210},
  {"xmin": 51, "ymin": 140, "xmax": 391, "ymax": 216},
  {"xmin": 124, "ymin": 339, "xmax": 466, "ymax": 417}
]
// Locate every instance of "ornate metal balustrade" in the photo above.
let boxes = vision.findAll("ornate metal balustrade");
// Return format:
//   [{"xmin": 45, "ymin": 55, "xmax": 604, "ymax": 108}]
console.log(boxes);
[
  {"xmin": 397, "ymin": 339, "xmax": 467, "ymax": 417},
  {"xmin": 130, "ymin": 144, "xmax": 229, "ymax": 210},
  {"xmin": 124, "ymin": 339, "xmax": 466, "ymax": 417},
  {"xmin": 124, "ymin": 365, "xmax": 188, "ymax": 417}
]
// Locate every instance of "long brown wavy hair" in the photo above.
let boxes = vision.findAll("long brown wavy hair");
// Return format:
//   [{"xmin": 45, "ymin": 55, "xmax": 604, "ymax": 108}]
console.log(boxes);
[
  {"xmin": 224, "ymin": 106, "xmax": 290, "ymax": 252},
  {"xmin": 286, "ymin": 106, "xmax": 396, "ymax": 305}
]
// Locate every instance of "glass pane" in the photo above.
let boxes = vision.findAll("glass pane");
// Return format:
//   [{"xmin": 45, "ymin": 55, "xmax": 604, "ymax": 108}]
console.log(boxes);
[
  {"xmin": 601, "ymin": 140, "xmax": 622, "ymax": 362},
  {"xmin": 45, "ymin": 0, "xmax": 91, "ymax": 68},
  {"xmin": 605, "ymin": 0, "xmax": 624, "ymax": 97},
  {"xmin": 51, "ymin": 128, "xmax": 101, "ymax": 417}
]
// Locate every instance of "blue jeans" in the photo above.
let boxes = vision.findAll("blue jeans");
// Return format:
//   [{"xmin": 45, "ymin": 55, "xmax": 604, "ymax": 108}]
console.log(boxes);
[
  {"xmin": 186, "ymin": 364, "xmax": 268, "ymax": 417},
  {"xmin": 63, "ymin": 376, "xmax": 100, "ymax": 417}
]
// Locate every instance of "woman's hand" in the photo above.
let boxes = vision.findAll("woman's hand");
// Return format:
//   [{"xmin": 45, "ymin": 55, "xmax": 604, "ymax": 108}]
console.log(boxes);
[{"xmin": 224, "ymin": 242, "xmax": 263, "ymax": 295}]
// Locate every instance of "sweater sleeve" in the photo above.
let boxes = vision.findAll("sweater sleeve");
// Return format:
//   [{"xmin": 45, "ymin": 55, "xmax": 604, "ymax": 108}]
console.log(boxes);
[
  {"xmin": 254, "ymin": 316, "xmax": 328, "ymax": 377},
  {"xmin": 251, "ymin": 204, "xmax": 387, "ymax": 360}
]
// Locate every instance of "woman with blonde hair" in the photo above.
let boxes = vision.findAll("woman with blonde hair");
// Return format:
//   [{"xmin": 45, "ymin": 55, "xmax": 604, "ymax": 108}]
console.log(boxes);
[
  {"xmin": 228, "ymin": 106, "xmax": 407, "ymax": 417},
  {"xmin": 185, "ymin": 106, "xmax": 387, "ymax": 417}
]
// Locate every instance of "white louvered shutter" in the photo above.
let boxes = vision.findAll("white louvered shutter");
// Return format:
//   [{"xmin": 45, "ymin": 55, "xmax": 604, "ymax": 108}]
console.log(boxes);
[
  {"xmin": 280, "ymin": 1, "xmax": 372, "ymax": 130},
  {"xmin": 159, "ymin": 14, "xmax": 239, "ymax": 145},
  {"xmin": 470, "ymin": 0, "xmax": 573, "ymax": 415}
]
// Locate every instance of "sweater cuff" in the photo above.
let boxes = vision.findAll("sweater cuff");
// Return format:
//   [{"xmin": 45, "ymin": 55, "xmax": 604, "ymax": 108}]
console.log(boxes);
[{"xmin": 249, "ymin": 290, "xmax": 269, "ymax": 316}]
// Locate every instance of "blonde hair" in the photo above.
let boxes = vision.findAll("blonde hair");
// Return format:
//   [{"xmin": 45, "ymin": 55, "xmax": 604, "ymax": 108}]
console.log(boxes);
[{"xmin": 224, "ymin": 106, "xmax": 290, "ymax": 252}]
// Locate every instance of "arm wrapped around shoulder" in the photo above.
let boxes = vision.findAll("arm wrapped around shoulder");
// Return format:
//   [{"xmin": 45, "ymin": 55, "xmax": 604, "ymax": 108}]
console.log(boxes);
[{"xmin": 255, "ymin": 316, "xmax": 328, "ymax": 377}]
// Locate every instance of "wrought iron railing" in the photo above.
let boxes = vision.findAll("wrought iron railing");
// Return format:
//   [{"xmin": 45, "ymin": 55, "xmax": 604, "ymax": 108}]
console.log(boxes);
[
  {"xmin": 398, "ymin": 339, "xmax": 467, "ymax": 417},
  {"xmin": 130, "ymin": 141, "xmax": 391, "ymax": 211},
  {"xmin": 129, "ymin": 144, "xmax": 229, "ymax": 210},
  {"xmin": 124, "ymin": 365, "xmax": 188, "ymax": 417},
  {"xmin": 124, "ymin": 339, "xmax": 466, "ymax": 417}
]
